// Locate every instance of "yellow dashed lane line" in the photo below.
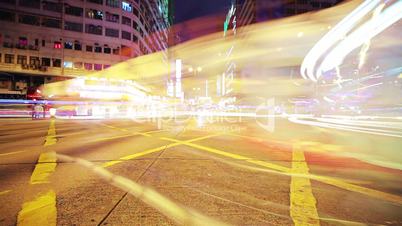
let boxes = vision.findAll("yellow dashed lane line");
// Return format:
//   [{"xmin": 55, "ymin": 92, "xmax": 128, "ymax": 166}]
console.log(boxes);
[
  {"xmin": 29, "ymin": 152, "xmax": 57, "ymax": 185},
  {"xmin": 17, "ymin": 190, "xmax": 57, "ymax": 226},
  {"xmin": 290, "ymin": 146, "xmax": 320, "ymax": 226},
  {"xmin": 18, "ymin": 119, "xmax": 57, "ymax": 226}
]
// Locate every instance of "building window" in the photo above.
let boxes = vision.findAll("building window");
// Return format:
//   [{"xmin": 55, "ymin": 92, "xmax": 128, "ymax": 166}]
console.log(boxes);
[
  {"xmin": 5, "ymin": 54, "xmax": 14, "ymax": 64},
  {"xmin": 106, "ymin": 0, "xmax": 119, "ymax": 8},
  {"xmin": 30, "ymin": 56, "xmax": 40, "ymax": 66},
  {"xmin": 133, "ymin": 7, "xmax": 138, "ymax": 17},
  {"xmin": 84, "ymin": 63, "xmax": 93, "ymax": 70},
  {"xmin": 42, "ymin": 40, "xmax": 46, "ymax": 47},
  {"xmin": 0, "ymin": 10, "xmax": 15, "ymax": 22},
  {"xmin": 74, "ymin": 42, "xmax": 82, "ymax": 50},
  {"xmin": 104, "ymin": 47, "xmax": 111, "ymax": 54},
  {"xmin": 113, "ymin": 48, "xmax": 119, "ymax": 55},
  {"xmin": 85, "ymin": 24, "xmax": 103, "ymax": 35},
  {"xmin": 122, "ymin": 1, "xmax": 132, "ymax": 12},
  {"xmin": 65, "ymin": 5, "xmax": 83, "ymax": 17},
  {"xmin": 19, "ymin": 0, "xmax": 40, "ymax": 9},
  {"xmin": 120, "ymin": 45, "xmax": 131, "ymax": 57},
  {"xmin": 64, "ymin": 21, "xmax": 83, "ymax": 32},
  {"xmin": 103, "ymin": 64, "xmax": 110, "ymax": 69},
  {"xmin": 88, "ymin": 0, "xmax": 103, "ymax": 4},
  {"xmin": 19, "ymin": 14, "xmax": 40, "ymax": 26},
  {"xmin": 73, "ymin": 62, "xmax": 83, "ymax": 69},
  {"xmin": 94, "ymin": 46, "xmax": 102, "ymax": 53},
  {"xmin": 105, "ymin": 28, "xmax": 119, "ymax": 38},
  {"xmin": 43, "ymin": 1, "xmax": 62, "ymax": 12},
  {"xmin": 122, "ymin": 16, "xmax": 131, "ymax": 26},
  {"xmin": 63, "ymin": 61, "xmax": 73, "ymax": 68},
  {"xmin": 86, "ymin": 9, "xmax": 103, "ymax": 20},
  {"xmin": 52, "ymin": 58, "xmax": 61, "ymax": 67},
  {"xmin": 18, "ymin": 37, "xmax": 28, "ymax": 47},
  {"xmin": 54, "ymin": 41, "xmax": 62, "ymax": 49},
  {"xmin": 64, "ymin": 41, "xmax": 73, "ymax": 49},
  {"xmin": 121, "ymin": 31, "xmax": 131, "ymax": 40},
  {"xmin": 42, "ymin": 58, "xmax": 51, "ymax": 66},
  {"xmin": 17, "ymin": 55, "xmax": 27, "ymax": 65},
  {"xmin": 86, "ymin": 45, "xmax": 93, "ymax": 52},
  {"xmin": 105, "ymin": 12, "xmax": 119, "ymax": 23},
  {"xmin": 42, "ymin": 18, "xmax": 61, "ymax": 29},
  {"xmin": 94, "ymin": 64, "xmax": 102, "ymax": 71},
  {"xmin": 132, "ymin": 34, "xmax": 138, "ymax": 42},
  {"xmin": 133, "ymin": 21, "xmax": 140, "ymax": 32}
]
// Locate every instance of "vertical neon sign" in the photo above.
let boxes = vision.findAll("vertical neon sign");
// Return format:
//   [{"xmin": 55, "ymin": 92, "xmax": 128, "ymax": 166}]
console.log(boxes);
[{"xmin": 221, "ymin": 1, "xmax": 236, "ymax": 97}]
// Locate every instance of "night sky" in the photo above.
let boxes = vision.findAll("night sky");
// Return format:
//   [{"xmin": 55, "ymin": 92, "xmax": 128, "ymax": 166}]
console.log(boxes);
[{"xmin": 174, "ymin": 0, "xmax": 230, "ymax": 24}]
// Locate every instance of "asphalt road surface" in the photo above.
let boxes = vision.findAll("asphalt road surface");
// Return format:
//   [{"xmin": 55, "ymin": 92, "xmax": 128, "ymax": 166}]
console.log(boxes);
[{"xmin": 0, "ymin": 117, "xmax": 401, "ymax": 226}]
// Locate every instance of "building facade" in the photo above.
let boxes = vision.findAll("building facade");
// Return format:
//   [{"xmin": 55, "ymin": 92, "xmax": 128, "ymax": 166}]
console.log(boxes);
[{"xmin": 0, "ymin": 0, "xmax": 171, "ymax": 98}]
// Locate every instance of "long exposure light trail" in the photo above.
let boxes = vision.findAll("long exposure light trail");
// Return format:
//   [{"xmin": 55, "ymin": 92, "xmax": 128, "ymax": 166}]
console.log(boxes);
[
  {"xmin": 301, "ymin": 0, "xmax": 402, "ymax": 82},
  {"xmin": 289, "ymin": 116, "xmax": 402, "ymax": 138},
  {"xmin": 319, "ymin": 1, "xmax": 402, "ymax": 75},
  {"xmin": 300, "ymin": 0, "xmax": 381, "ymax": 81}
]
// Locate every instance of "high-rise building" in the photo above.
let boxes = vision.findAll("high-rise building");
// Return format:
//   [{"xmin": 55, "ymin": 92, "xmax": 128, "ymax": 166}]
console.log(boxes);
[{"xmin": 0, "ymin": 0, "xmax": 171, "ymax": 98}]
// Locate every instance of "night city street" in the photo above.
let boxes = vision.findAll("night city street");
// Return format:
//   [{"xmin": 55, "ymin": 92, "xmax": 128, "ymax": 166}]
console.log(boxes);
[{"xmin": 1, "ymin": 0, "xmax": 402, "ymax": 225}]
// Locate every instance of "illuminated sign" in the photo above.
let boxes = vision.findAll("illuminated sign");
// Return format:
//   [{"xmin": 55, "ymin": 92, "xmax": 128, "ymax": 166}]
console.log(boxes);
[
  {"xmin": 53, "ymin": 42, "xmax": 62, "ymax": 49},
  {"xmin": 221, "ymin": 2, "xmax": 237, "ymax": 97},
  {"xmin": 122, "ymin": 2, "xmax": 132, "ymax": 12},
  {"xmin": 223, "ymin": 4, "xmax": 236, "ymax": 37}
]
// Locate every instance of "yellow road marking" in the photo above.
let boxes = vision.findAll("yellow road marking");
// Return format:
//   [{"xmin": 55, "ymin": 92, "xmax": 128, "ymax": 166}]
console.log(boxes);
[
  {"xmin": 30, "ymin": 151, "xmax": 57, "ymax": 185},
  {"xmin": 30, "ymin": 119, "xmax": 57, "ymax": 184},
  {"xmin": 144, "ymin": 129, "xmax": 168, "ymax": 134},
  {"xmin": 164, "ymin": 137, "xmax": 402, "ymax": 206},
  {"xmin": 17, "ymin": 190, "xmax": 57, "ymax": 226},
  {"xmin": 102, "ymin": 133, "xmax": 222, "ymax": 168},
  {"xmin": 18, "ymin": 119, "xmax": 58, "ymax": 226},
  {"xmin": 186, "ymin": 133, "xmax": 224, "ymax": 142},
  {"xmin": 162, "ymin": 137, "xmax": 292, "ymax": 172},
  {"xmin": 0, "ymin": 150, "xmax": 27, "ymax": 157},
  {"xmin": 92, "ymin": 129, "xmax": 166, "ymax": 143},
  {"xmin": 102, "ymin": 143, "xmax": 179, "ymax": 168},
  {"xmin": 246, "ymin": 159, "xmax": 291, "ymax": 173},
  {"xmin": 44, "ymin": 120, "xmax": 56, "ymax": 146},
  {"xmin": 0, "ymin": 190, "xmax": 12, "ymax": 195},
  {"xmin": 101, "ymin": 124, "xmax": 402, "ymax": 205},
  {"xmin": 310, "ymin": 174, "xmax": 402, "ymax": 205},
  {"xmin": 290, "ymin": 146, "xmax": 320, "ymax": 226},
  {"xmin": 162, "ymin": 137, "xmax": 249, "ymax": 160}
]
